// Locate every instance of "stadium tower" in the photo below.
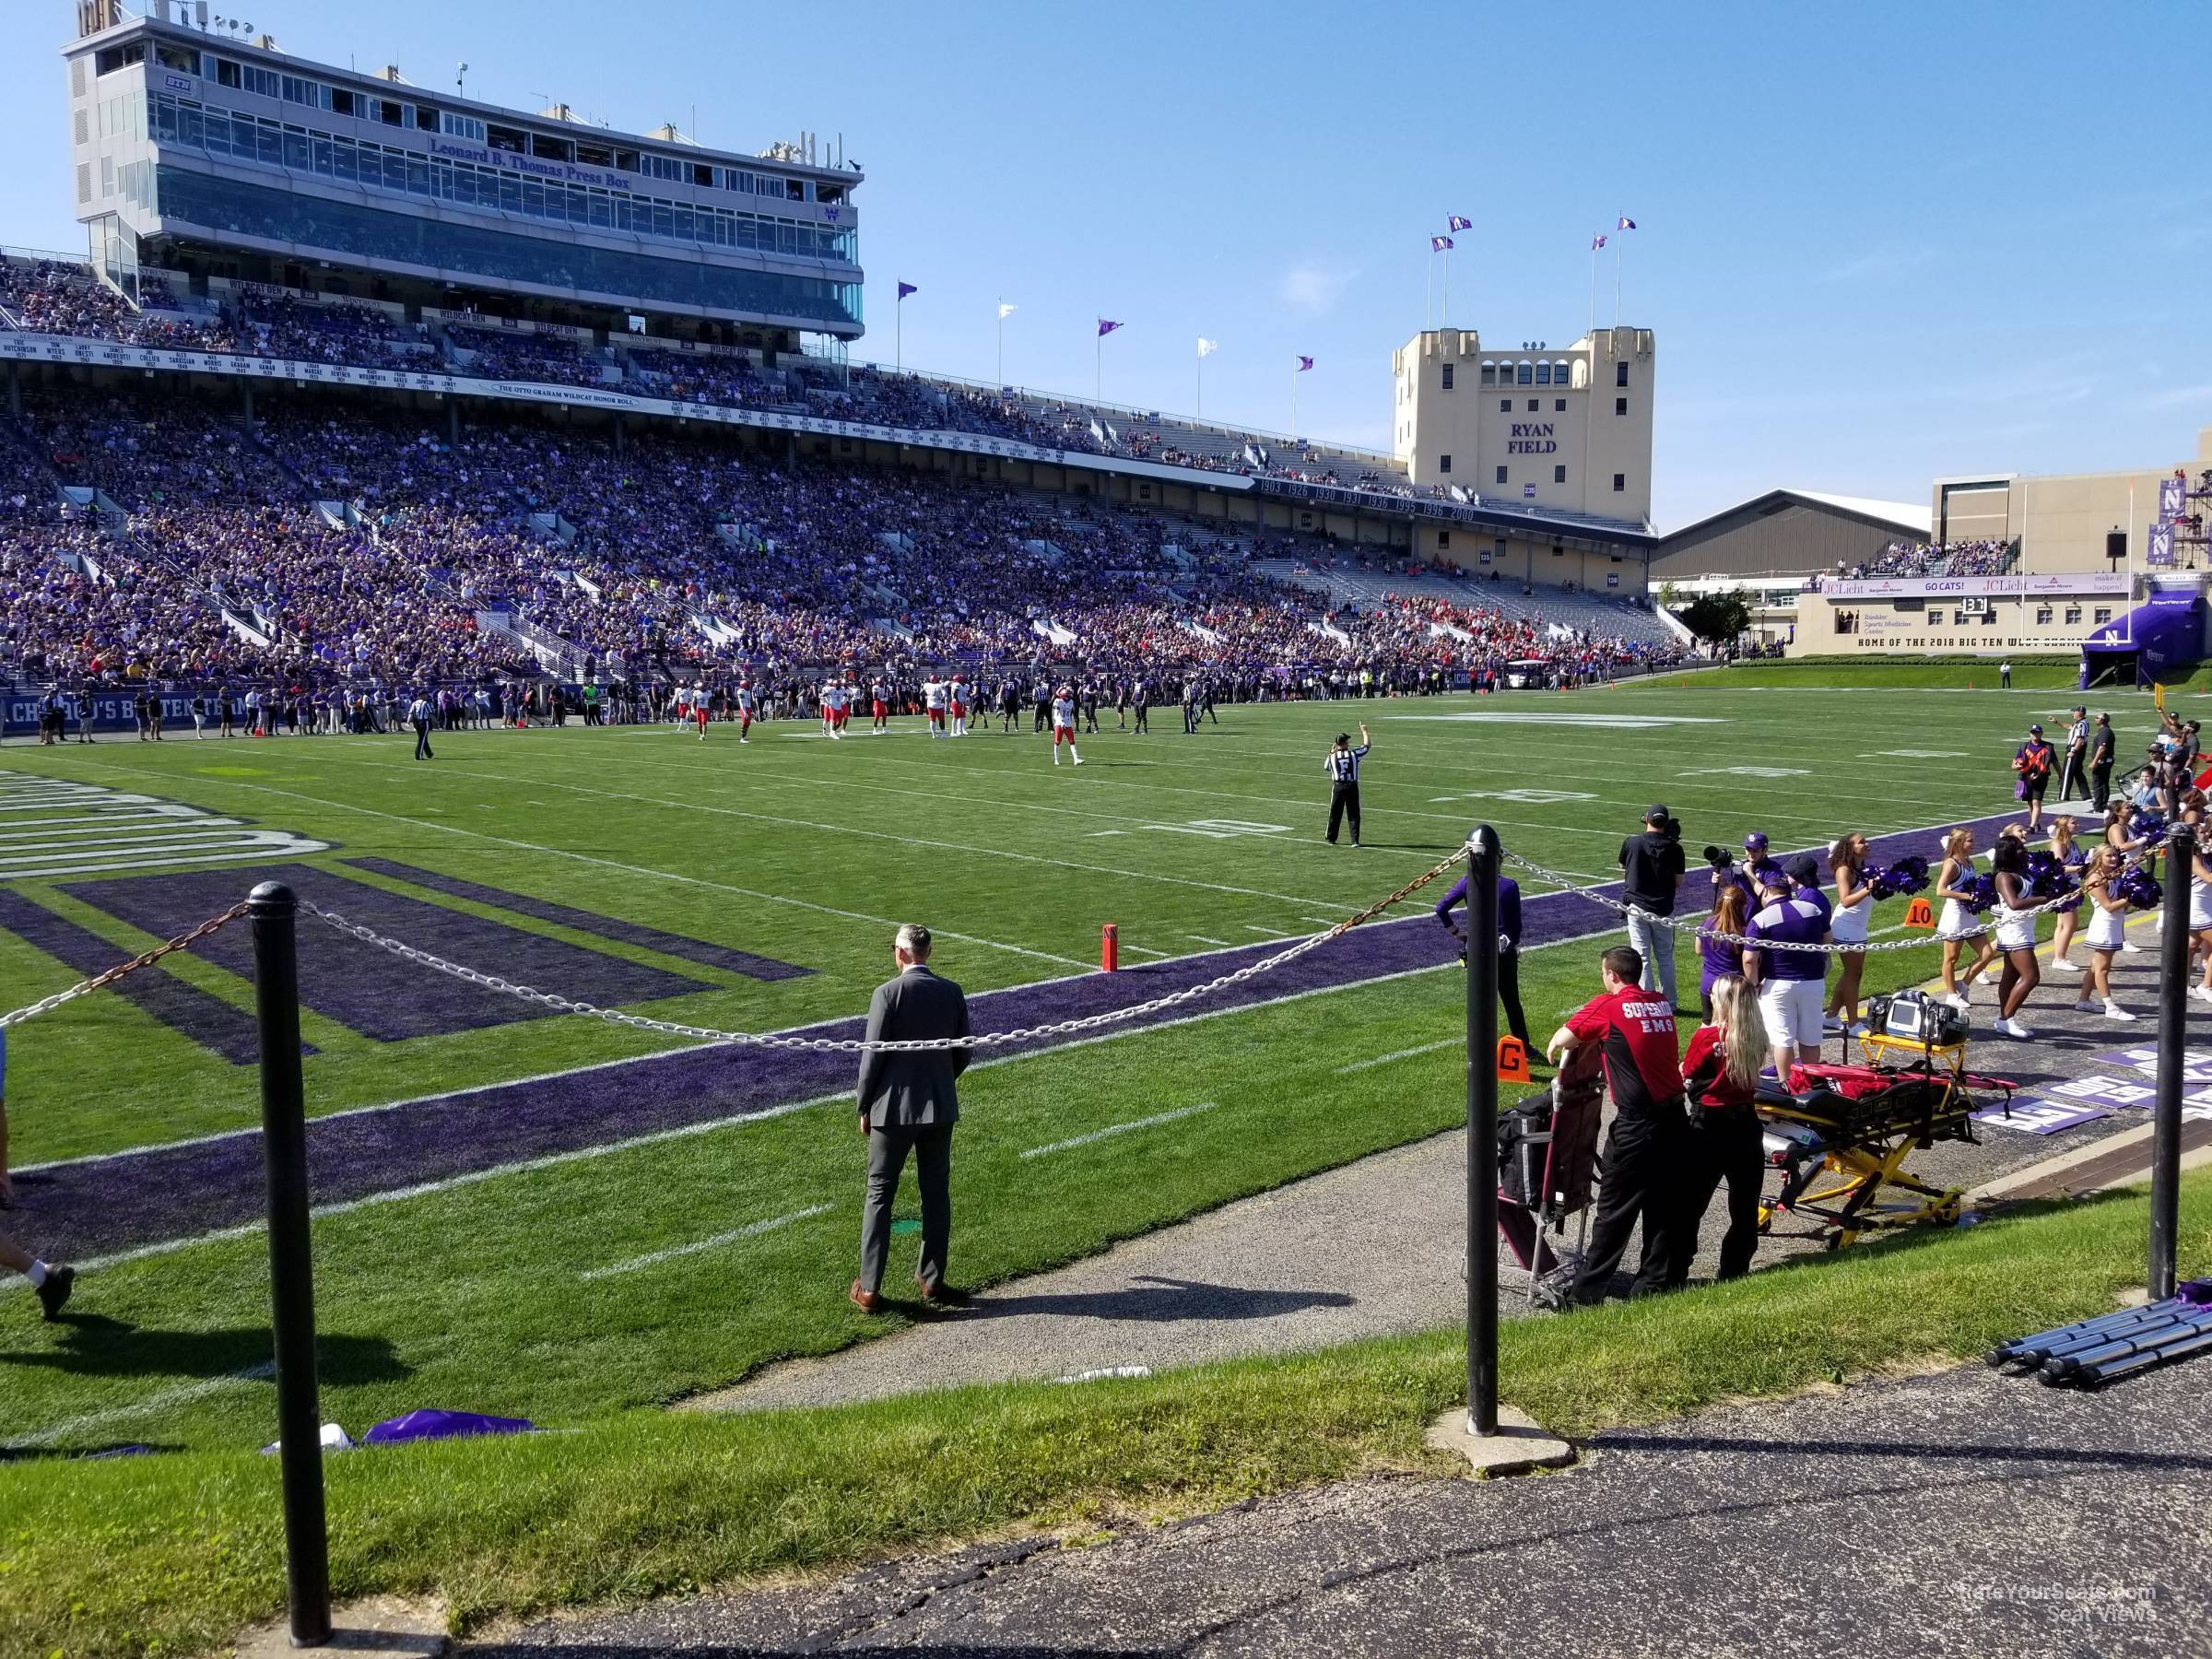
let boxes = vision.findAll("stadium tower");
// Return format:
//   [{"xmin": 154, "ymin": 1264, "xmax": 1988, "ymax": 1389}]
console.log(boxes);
[{"xmin": 63, "ymin": 0, "xmax": 863, "ymax": 359}]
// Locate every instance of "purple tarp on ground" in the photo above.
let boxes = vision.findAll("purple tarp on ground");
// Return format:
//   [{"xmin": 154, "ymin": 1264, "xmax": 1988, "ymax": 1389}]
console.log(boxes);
[
  {"xmin": 60, "ymin": 864, "xmax": 712, "ymax": 1041},
  {"xmin": 343, "ymin": 858, "xmax": 811, "ymax": 982},
  {"xmin": 0, "ymin": 888, "xmax": 303, "ymax": 1064},
  {"xmin": 15, "ymin": 813, "xmax": 2022, "ymax": 1264}
]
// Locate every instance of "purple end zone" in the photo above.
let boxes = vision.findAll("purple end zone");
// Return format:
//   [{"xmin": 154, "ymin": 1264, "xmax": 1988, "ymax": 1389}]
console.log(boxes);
[
  {"xmin": 0, "ymin": 890, "xmax": 301, "ymax": 1065},
  {"xmin": 59, "ymin": 864, "xmax": 712, "ymax": 1042},
  {"xmin": 342, "ymin": 857, "xmax": 812, "ymax": 982},
  {"xmin": 17, "ymin": 811, "xmax": 2022, "ymax": 1263}
]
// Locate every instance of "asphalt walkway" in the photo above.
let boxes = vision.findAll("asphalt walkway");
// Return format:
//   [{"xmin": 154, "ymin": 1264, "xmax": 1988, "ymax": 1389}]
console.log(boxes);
[{"xmin": 484, "ymin": 1359, "xmax": 2212, "ymax": 1657}]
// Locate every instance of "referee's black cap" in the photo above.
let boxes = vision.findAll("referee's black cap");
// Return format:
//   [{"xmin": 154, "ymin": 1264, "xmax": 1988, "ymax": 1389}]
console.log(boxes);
[{"xmin": 1335, "ymin": 733, "xmax": 1352, "ymax": 746}]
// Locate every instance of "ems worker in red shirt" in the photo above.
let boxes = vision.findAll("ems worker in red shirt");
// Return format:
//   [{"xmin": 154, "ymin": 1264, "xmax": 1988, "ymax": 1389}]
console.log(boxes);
[{"xmin": 1547, "ymin": 945, "xmax": 1690, "ymax": 1305}]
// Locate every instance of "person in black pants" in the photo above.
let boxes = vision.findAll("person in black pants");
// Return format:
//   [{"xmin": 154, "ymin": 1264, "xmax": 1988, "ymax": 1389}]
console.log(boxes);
[
  {"xmin": 1670, "ymin": 973, "xmax": 1766, "ymax": 1286},
  {"xmin": 1324, "ymin": 724, "xmax": 1370, "ymax": 846},
  {"xmin": 1548, "ymin": 946, "xmax": 1689, "ymax": 1304},
  {"xmin": 2088, "ymin": 712, "xmax": 2115, "ymax": 811},
  {"xmin": 1433, "ymin": 864, "xmax": 1530, "ymax": 1046},
  {"xmin": 408, "ymin": 690, "xmax": 436, "ymax": 760}
]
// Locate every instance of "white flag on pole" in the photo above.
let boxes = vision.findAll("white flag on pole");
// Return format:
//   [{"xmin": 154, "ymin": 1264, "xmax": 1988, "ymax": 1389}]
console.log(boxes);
[
  {"xmin": 997, "ymin": 301, "xmax": 1018, "ymax": 319},
  {"xmin": 1197, "ymin": 337, "xmax": 1218, "ymax": 357}
]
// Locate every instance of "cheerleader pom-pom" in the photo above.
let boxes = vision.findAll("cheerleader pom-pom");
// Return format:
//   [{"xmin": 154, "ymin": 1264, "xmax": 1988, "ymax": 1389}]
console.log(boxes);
[
  {"xmin": 1888, "ymin": 854, "xmax": 1930, "ymax": 895},
  {"xmin": 2112, "ymin": 865, "xmax": 2163, "ymax": 912},
  {"xmin": 2131, "ymin": 810, "xmax": 2170, "ymax": 844},
  {"xmin": 1960, "ymin": 872, "xmax": 1999, "ymax": 914}
]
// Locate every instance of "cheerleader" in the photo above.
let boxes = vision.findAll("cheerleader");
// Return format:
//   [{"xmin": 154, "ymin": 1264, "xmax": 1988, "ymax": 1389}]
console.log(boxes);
[
  {"xmin": 2045, "ymin": 817, "xmax": 2088, "ymax": 974},
  {"xmin": 1988, "ymin": 834, "xmax": 2041, "ymax": 1038},
  {"xmin": 1935, "ymin": 827, "xmax": 1996, "ymax": 1010},
  {"xmin": 1824, "ymin": 831, "xmax": 1873, "ymax": 1037},
  {"xmin": 2075, "ymin": 847, "xmax": 2136, "ymax": 1020},
  {"xmin": 2190, "ymin": 830, "xmax": 2212, "ymax": 1005}
]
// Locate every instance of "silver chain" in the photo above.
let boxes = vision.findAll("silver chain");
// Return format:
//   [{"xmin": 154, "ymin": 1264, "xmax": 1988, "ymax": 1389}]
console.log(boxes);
[
  {"xmin": 0, "ymin": 901, "xmax": 250, "ymax": 1031},
  {"xmin": 1500, "ymin": 849, "xmax": 2094, "ymax": 955},
  {"xmin": 300, "ymin": 843, "xmax": 1465, "ymax": 1053}
]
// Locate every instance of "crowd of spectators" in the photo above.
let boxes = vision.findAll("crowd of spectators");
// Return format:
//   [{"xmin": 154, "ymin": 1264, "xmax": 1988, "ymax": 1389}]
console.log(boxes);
[
  {"xmin": 1836, "ymin": 538, "xmax": 2014, "ymax": 581},
  {"xmin": 0, "ymin": 378, "xmax": 1678, "ymax": 692}
]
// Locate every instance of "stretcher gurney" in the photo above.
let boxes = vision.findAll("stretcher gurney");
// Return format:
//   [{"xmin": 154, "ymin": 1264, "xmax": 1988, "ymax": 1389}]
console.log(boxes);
[
  {"xmin": 1495, "ymin": 1043, "xmax": 1604, "ymax": 1308},
  {"xmin": 1755, "ymin": 1058, "xmax": 2016, "ymax": 1249}
]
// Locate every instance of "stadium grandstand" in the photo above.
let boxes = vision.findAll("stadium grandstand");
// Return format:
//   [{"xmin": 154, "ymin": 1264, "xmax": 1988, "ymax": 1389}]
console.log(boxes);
[{"xmin": 0, "ymin": 1, "xmax": 1681, "ymax": 724}]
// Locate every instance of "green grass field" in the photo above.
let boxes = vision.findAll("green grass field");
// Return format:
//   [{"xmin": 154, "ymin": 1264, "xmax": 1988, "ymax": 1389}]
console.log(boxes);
[
  {"xmin": 0, "ymin": 681, "xmax": 2190, "ymax": 1453},
  {"xmin": 1, "ymin": 677, "xmax": 2204, "ymax": 1652}
]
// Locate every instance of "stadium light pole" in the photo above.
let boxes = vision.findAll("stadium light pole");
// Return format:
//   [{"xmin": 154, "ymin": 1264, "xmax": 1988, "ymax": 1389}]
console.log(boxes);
[
  {"xmin": 2150, "ymin": 823, "xmax": 2191, "ymax": 1300},
  {"xmin": 1465, "ymin": 826, "xmax": 1501, "ymax": 1436},
  {"xmin": 250, "ymin": 881, "xmax": 332, "ymax": 1648}
]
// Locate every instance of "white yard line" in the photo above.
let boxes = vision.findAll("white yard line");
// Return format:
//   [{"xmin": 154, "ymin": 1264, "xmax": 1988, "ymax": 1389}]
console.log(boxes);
[
  {"xmin": 1335, "ymin": 1038, "xmax": 1462, "ymax": 1075},
  {"xmin": 13, "ymin": 1363, "xmax": 274, "ymax": 1448},
  {"xmin": 578, "ymin": 1203, "xmax": 833, "ymax": 1281},
  {"xmin": 1019, "ymin": 1102, "xmax": 1218, "ymax": 1159}
]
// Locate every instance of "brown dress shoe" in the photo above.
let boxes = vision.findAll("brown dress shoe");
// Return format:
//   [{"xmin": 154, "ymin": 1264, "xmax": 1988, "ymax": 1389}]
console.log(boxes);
[
  {"xmin": 913, "ymin": 1277, "xmax": 967, "ymax": 1304},
  {"xmin": 848, "ymin": 1280, "xmax": 882, "ymax": 1313}
]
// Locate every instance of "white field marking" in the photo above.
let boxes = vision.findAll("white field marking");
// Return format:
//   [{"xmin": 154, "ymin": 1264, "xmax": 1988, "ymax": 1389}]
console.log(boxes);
[
  {"xmin": 0, "ymin": 810, "xmax": 244, "ymax": 840},
  {"xmin": 1335, "ymin": 1038, "xmax": 1462, "ymax": 1075},
  {"xmin": 1678, "ymin": 767, "xmax": 1810, "ymax": 779},
  {"xmin": 345, "ymin": 756, "xmax": 1349, "ymax": 909},
  {"xmin": 1184, "ymin": 935, "xmax": 1232, "ymax": 947},
  {"xmin": 63, "ymin": 757, "xmax": 1090, "ymax": 969},
  {"xmin": 1244, "ymin": 924, "xmax": 1296, "ymax": 937},
  {"xmin": 0, "ymin": 818, "xmax": 246, "ymax": 844},
  {"xmin": 1122, "ymin": 944, "xmax": 1170, "ymax": 959},
  {"xmin": 1086, "ymin": 830, "xmax": 1130, "ymax": 837},
  {"xmin": 0, "ymin": 841, "xmax": 335, "ymax": 881},
  {"xmin": 579, "ymin": 1203, "xmax": 833, "ymax": 1281},
  {"xmin": 1019, "ymin": 1101, "xmax": 1218, "ymax": 1159},
  {"xmin": 13, "ymin": 1363, "xmax": 274, "ymax": 1448},
  {"xmin": 1865, "ymin": 750, "xmax": 1970, "ymax": 759},
  {"xmin": 1432, "ymin": 790, "xmax": 1596, "ymax": 806},
  {"xmin": 1389, "ymin": 712, "xmax": 1727, "ymax": 727}
]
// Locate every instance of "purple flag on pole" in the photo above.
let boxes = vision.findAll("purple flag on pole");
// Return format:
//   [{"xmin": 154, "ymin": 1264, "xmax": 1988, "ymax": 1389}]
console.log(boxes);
[
  {"xmin": 1297, "ymin": 356, "xmax": 1314, "ymax": 371},
  {"xmin": 1097, "ymin": 318, "xmax": 1123, "ymax": 337},
  {"xmin": 1430, "ymin": 235, "xmax": 1453, "ymax": 253},
  {"xmin": 897, "ymin": 281, "xmax": 918, "ymax": 300},
  {"xmin": 1618, "ymin": 215, "xmax": 1637, "ymax": 230},
  {"xmin": 1592, "ymin": 234, "xmax": 1606, "ymax": 250},
  {"xmin": 1447, "ymin": 215, "xmax": 1472, "ymax": 231}
]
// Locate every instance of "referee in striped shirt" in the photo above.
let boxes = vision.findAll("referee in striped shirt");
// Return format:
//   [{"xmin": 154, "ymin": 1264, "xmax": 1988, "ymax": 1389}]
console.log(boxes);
[{"xmin": 1325, "ymin": 724, "xmax": 1371, "ymax": 846}]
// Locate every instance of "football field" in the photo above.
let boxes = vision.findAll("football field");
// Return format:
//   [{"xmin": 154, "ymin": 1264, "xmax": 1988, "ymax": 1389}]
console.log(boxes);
[{"xmin": 0, "ymin": 676, "xmax": 2159, "ymax": 1452}]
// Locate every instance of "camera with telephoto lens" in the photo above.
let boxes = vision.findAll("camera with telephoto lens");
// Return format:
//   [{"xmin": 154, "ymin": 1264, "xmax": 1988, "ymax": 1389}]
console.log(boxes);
[{"xmin": 1702, "ymin": 843, "xmax": 1735, "ymax": 871}]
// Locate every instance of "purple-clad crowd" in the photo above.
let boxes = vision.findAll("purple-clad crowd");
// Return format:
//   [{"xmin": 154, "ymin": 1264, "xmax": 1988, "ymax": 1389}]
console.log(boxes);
[{"xmin": 0, "ymin": 373, "xmax": 1676, "ymax": 692}]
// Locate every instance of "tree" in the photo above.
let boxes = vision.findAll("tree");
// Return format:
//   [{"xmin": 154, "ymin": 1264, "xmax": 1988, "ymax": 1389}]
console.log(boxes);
[{"xmin": 1677, "ymin": 590, "xmax": 1753, "ymax": 653}]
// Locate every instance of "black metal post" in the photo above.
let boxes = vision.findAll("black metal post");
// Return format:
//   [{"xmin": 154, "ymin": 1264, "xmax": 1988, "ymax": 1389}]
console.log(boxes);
[
  {"xmin": 2151, "ymin": 825, "xmax": 2191, "ymax": 1301},
  {"xmin": 1466, "ymin": 828, "xmax": 1501, "ymax": 1436},
  {"xmin": 250, "ymin": 881, "xmax": 331, "ymax": 1648}
]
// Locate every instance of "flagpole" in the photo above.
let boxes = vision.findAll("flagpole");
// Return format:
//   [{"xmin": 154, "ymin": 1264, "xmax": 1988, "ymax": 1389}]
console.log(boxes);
[
  {"xmin": 1589, "ymin": 242, "xmax": 1597, "ymax": 335},
  {"xmin": 1442, "ymin": 245, "xmax": 1451, "ymax": 326},
  {"xmin": 1197, "ymin": 349, "xmax": 1203, "ymax": 419},
  {"xmin": 1096, "ymin": 330, "xmax": 1101, "ymax": 404},
  {"xmin": 1291, "ymin": 365, "xmax": 1297, "ymax": 440},
  {"xmin": 896, "ymin": 300, "xmax": 902, "ymax": 375},
  {"xmin": 995, "ymin": 300, "xmax": 1003, "ymax": 385},
  {"xmin": 1425, "ymin": 252, "xmax": 1433, "ymax": 332},
  {"xmin": 1613, "ymin": 217, "xmax": 1623, "ymax": 327}
]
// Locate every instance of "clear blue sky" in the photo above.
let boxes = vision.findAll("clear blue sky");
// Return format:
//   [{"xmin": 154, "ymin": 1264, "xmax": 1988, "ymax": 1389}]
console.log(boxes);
[{"xmin": 6, "ymin": 0, "xmax": 2206, "ymax": 529}]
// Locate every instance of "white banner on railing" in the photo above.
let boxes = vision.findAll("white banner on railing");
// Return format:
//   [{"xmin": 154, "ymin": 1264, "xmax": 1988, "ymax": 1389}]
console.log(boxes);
[{"xmin": 1824, "ymin": 572, "xmax": 2131, "ymax": 599}]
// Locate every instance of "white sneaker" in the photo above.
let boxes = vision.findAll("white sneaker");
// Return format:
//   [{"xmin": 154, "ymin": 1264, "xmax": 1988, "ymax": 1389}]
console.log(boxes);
[
  {"xmin": 2193, "ymin": 986, "xmax": 2212, "ymax": 1005},
  {"xmin": 1994, "ymin": 1018, "xmax": 2034, "ymax": 1040},
  {"xmin": 2046, "ymin": 957, "xmax": 2080, "ymax": 974},
  {"xmin": 1940, "ymin": 993, "xmax": 1971, "ymax": 1012},
  {"xmin": 2123, "ymin": 939, "xmax": 2147, "ymax": 954},
  {"xmin": 1072, "ymin": 757, "xmax": 1084, "ymax": 767},
  {"xmin": 1822, "ymin": 1015, "xmax": 1845, "ymax": 1034},
  {"xmin": 2072, "ymin": 1000, "xmax": 2100, "ymax": 1014},
  {"xmin": 1847, "ymin": 1021, "xmax": 1871, "ymax": 1039},
  {"xmin": 2106, "ymin": 1003, "xmax": 2138, "ymax": 1021}
]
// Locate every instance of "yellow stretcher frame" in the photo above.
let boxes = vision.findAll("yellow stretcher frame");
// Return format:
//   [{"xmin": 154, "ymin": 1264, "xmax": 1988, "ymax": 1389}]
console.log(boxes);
[{"xmin": 1755, "ymin": 1035, "xmax": 1979, "ymax": 1249}]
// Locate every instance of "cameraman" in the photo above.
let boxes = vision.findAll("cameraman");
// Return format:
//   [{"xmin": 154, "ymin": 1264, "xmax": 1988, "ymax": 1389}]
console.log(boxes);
[{"xmin": 1619, "ymin": 805, "xmax": 1688, "ymax": 1009}]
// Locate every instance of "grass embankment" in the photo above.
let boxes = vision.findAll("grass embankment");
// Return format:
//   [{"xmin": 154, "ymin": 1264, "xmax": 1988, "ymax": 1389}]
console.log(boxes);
[{"xmin": 3, "ymin": 1171, "xmax": 2203, "ymax": 1657}]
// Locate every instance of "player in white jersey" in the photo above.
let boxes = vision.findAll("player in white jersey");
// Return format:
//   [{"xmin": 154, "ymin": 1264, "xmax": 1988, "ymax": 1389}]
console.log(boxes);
[
  {"xmin": 821, "ymin": 678, "xmax": 847, "ymax": 738},
  {"xmin": 949, "ymin": 677, "xmax": 970, "ymax": 738},
  {"xmin": 869, "ymin": 677, "xmax": 890, "ymax": 735},
  {"xmin": 692, "ymin": 684, "xmax": 712, "ymax": 740},
  {"xmin": 735, "ymin": 680, "xmax": 755, "ymax": 742},
  {"xmin": 1050, "ymin": 687, "xmax": 1084, "ymax": 767},
  {"xmin": 924, "ymin": 677, "xmax": 948, "ymax": 737}
]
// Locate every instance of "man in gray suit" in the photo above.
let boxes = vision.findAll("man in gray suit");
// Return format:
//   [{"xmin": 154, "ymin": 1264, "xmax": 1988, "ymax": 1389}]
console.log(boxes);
[{"xmin": 852, "ymin": 924, "xmax": 971, "ymax": 1312}]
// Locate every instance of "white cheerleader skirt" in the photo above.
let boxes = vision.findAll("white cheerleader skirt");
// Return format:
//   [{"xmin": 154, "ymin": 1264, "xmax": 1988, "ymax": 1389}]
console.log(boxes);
[
  {"xmin": 2088, "ymin": 904, "xmax": 2127, "ymax": 952},
  {"xmin": 1994, "ymin": 905, "xmax": 2035, "ymax": 953},
  {"xmin": 1936, "ymin": 899, "xmax": 1983, "ymax": 941}
]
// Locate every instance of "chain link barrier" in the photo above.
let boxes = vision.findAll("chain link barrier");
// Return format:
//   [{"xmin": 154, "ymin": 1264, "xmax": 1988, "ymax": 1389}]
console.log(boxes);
[
  {"xmin": 300, "ymin": 846, "xmax": 1470, "ymax": 1054},
  {"xmin": 1499, "ymin": 847, "xmax": 2095, "ymax": 954},
  {"xmin": 0, "ymin": 901, "xmax": 252, "ymax": 1031}
]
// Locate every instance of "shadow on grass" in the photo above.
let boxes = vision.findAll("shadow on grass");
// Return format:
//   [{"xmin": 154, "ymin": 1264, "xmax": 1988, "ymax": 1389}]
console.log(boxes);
[{"xmin": 0, "ymin": 1315, "xmax": 408, "ymax": 1386}]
